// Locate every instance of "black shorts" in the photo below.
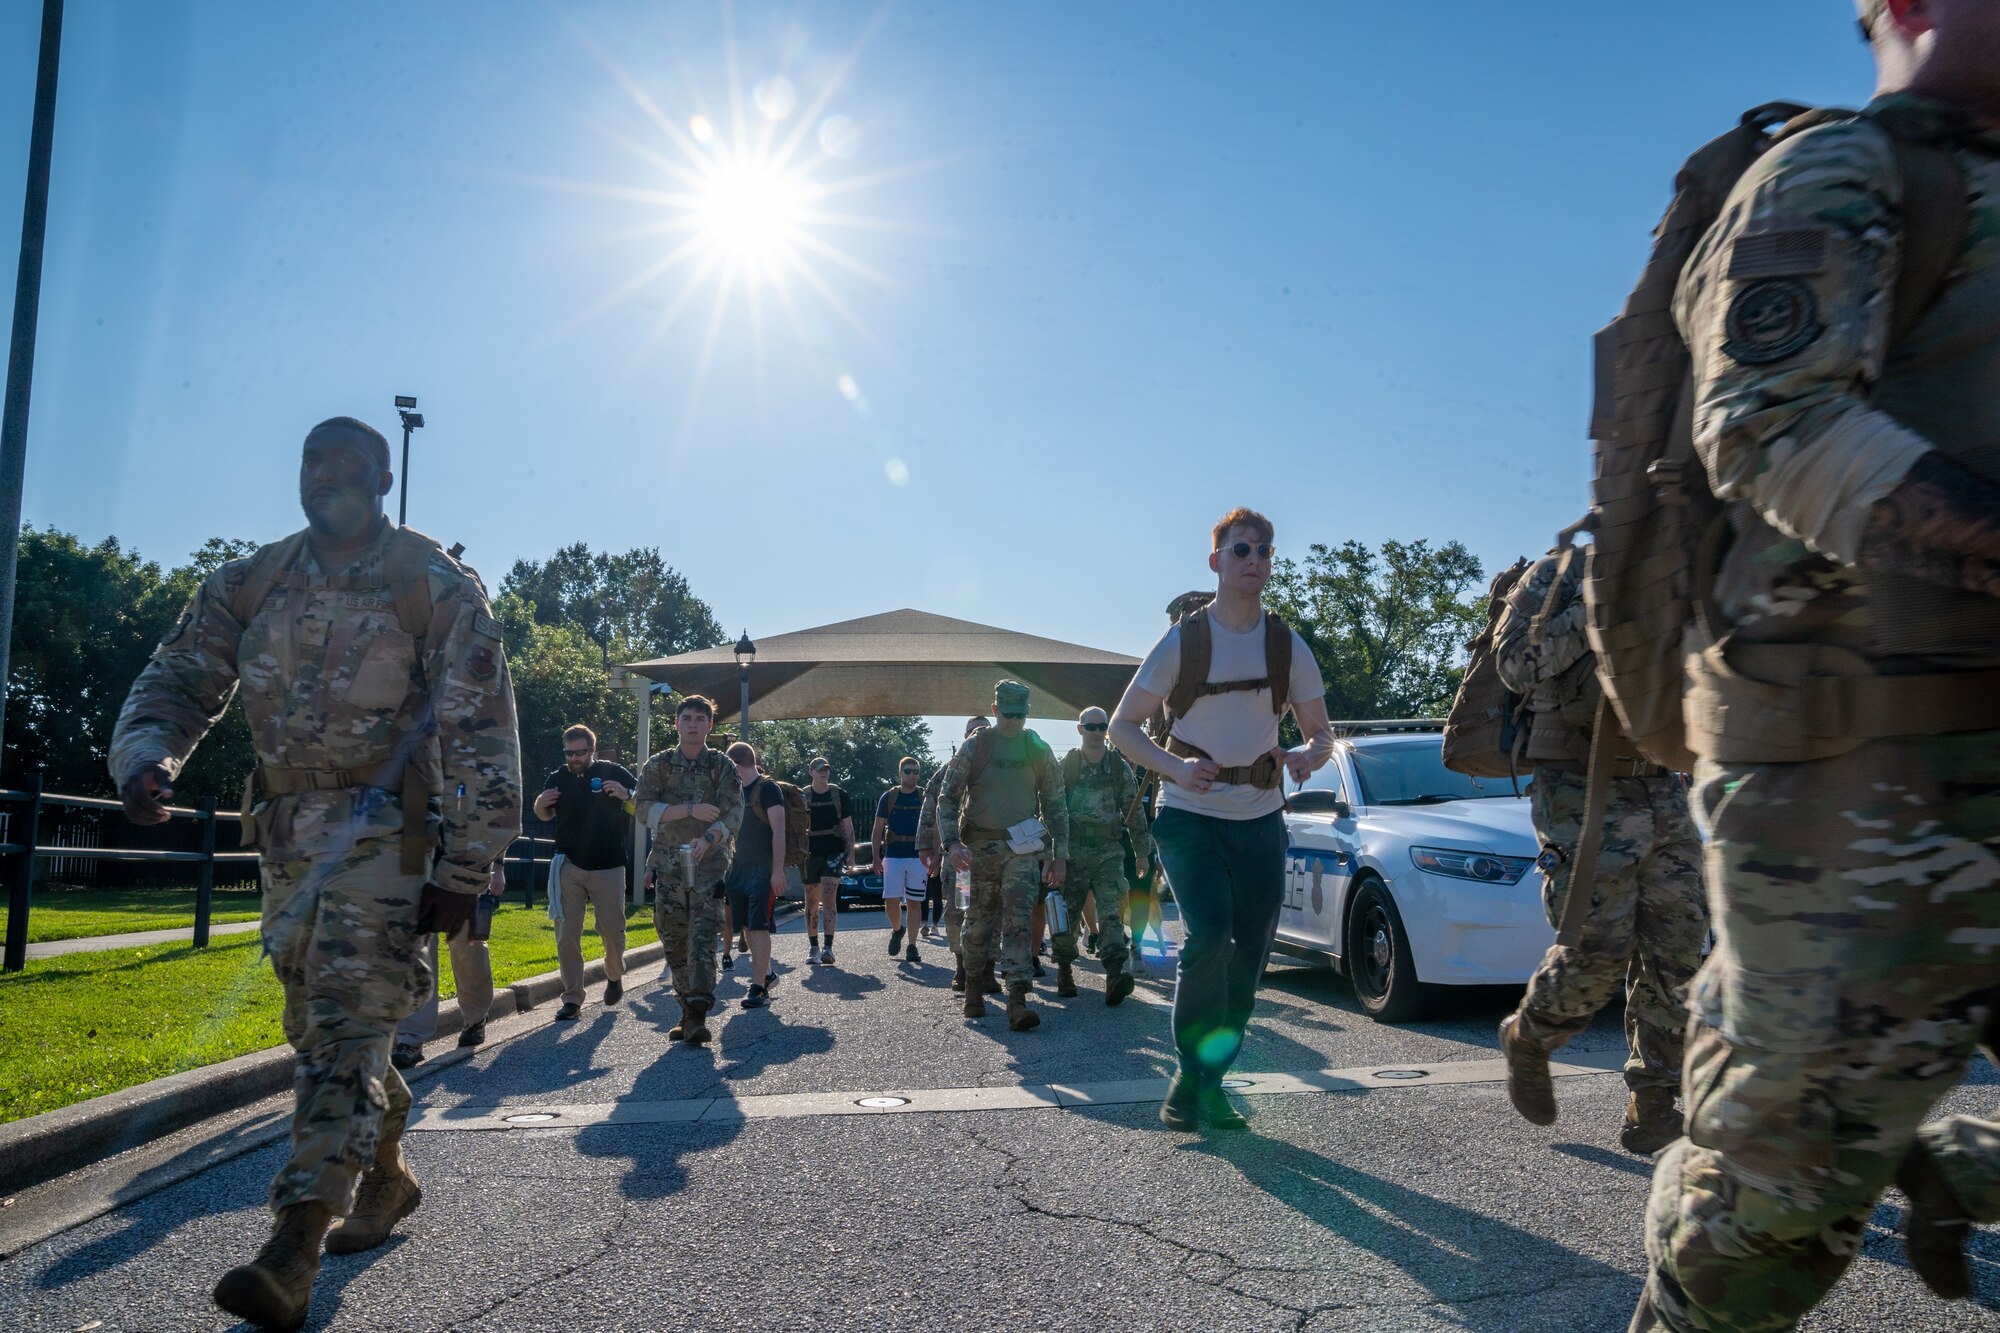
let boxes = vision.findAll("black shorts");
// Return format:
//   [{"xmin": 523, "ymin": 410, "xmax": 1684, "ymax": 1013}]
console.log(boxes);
[
  {"xmin": 805, "ymin": 853, "xmax": 842, "ymax": 883},
  {"xmin": 724, "ymin": 865, "xmax": 779, "ymax": 933}
]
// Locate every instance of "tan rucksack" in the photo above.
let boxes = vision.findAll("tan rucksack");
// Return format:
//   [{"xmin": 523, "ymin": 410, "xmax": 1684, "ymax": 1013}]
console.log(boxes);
[
  {"xmin": 746, "ymin": 779, "xmax": 813, "ymax": 868},
  {"xmin": 1580, "ymin": 102, "xmax": 1968, "ymax": 772},
  {"xmin": 1441, "ymin": 558, "xmax": 1532, "ymax": 780}
]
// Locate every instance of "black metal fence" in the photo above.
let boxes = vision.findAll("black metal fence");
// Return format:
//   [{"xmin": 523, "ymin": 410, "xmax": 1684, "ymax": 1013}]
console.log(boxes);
[{"xmin": 2, "ymin": 777, "xmax": 572, "ymax": 973}]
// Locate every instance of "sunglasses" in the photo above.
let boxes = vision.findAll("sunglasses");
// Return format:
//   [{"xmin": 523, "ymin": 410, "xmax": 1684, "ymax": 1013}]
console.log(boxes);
[
  {"xmin": 563, "ymin": 747, "xmax": 591, "ymax": 757},
  {"xmin": 1219, "ymin": 541, "xmax": 1273, "ymax": 560},
  {"xmin": 1081, "ymin": 722, "xmax": 1107, "ymax": 733},
  {"xmin": 900, "ymin": 767, "xmax": 920, "ymax": 775}
]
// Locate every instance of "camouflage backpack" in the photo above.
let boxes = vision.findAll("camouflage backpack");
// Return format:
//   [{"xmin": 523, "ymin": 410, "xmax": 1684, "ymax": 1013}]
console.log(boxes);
[
  {"xmin": 1580, "ymin": 102, "xmax": 1968, "ymax": 771},
  {"xmin": 747, "ymin": 778, "xmax": 813, "ymax": 868},
  {"xmin": 1442, "ymin": 557, "xmax": 1532, "ymax": 781}
]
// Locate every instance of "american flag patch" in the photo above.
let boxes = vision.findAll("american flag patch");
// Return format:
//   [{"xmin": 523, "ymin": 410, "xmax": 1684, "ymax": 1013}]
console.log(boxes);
[{"xmin": 1728, "ymin": 227, "xmax": 1828, "ymax": 278}]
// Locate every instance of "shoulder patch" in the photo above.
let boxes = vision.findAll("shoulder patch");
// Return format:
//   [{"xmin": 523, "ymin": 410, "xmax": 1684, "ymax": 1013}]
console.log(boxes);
[
  {"xmin": 1723, "ymin": 278, "xmax": 1825, "ymax": 365},
  {"xmin": 472, "ymin": 611, "xmax": 503, "ymax": 641}
]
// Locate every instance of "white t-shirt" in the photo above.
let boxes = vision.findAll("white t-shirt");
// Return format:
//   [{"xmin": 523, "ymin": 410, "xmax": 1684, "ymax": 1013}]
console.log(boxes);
[{"xmin": 1132, "ymin": 612, "xmax": 1326, "ymax": 821}]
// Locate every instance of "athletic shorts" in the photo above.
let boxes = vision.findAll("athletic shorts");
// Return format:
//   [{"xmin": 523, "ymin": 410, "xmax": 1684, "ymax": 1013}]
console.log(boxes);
[
  {"xmin": 879, "ymin": 857, "xmax": 926, "ymax": 902},
  {"xmin": 724, "ymin": 865, "xmax": 779, "ymax": 933},
  {"xmin": 805, "ymin": 853, "xmax": 842, "ymax": 883}
]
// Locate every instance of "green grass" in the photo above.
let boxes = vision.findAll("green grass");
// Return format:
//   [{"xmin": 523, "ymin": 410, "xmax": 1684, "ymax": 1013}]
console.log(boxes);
[
  {"xmin": 0, "ymin": 898, "xmax": 654, "ymax": 1125},
  {"xmin": 1, "ymin": 884, "xmax": 264, "ymax": 943}
]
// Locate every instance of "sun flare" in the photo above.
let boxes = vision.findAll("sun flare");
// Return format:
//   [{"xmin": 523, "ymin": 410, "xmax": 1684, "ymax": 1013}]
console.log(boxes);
[{"xmin": 694, "ymin": 159, "xmax": 809, "ymax": 275}]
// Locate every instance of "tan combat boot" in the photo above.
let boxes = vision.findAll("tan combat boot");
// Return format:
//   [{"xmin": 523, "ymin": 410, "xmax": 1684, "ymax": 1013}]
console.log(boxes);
[
  {"xmin": 1055, "ymin": 960, "xmax": 1078, "ymax": 997},
  {"xmin": 682, "ymin": 998, "xmax": 713, "ymax": 1046},
  {"xmin": 979, "ymin": 961, "xmax": 1002, "ymax": 995},
  {"xmin": 326, "ymin": 1110, "xmax": 423, "ymax": 1255},
  {"xmin": 1897, "ymin": 1140, "xmax": 1973, "ymax": 1299},
  {"xmin": 212, "ymin": 1200, "xmax": 334, "ymax": 1331},
  {"xmin": 963, "ymin": 963, "xmax": 988, "ymax": 1017},
  {"xmin": 1498, "ymin": 1015, "xmax": 1557, "ymax": 1126},
  {"xmin": 1618, "ymin": 1088, "xmax": 1681, "ymax": 1156},
  {"xmin": 1006, "ymin": 983, "xmax": 1040, "ymax": 1031}
]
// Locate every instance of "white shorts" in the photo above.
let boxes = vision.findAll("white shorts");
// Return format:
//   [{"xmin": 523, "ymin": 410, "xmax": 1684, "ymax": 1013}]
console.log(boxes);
[{"xmin": 880, "ymin": 857, "xmax": 926, "ymax": 902}]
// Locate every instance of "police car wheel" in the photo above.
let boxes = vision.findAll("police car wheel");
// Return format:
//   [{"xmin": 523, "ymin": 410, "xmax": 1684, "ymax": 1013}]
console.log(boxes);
[{"xmin": 1346, "ymin": 879, "xmax": 1431, "ymax": 1024}]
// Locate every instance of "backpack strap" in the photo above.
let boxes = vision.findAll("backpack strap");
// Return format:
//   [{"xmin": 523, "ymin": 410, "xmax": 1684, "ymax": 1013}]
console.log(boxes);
[
  {"xmin": 1062, "ymin": 747, "xmax": 1083, "ymax": 789},
  {"xmin": 1165, "ymin": 609, "xmax": 1212, "ymax": 721},
  {"xmin": 1555, "ymin": 701, "xmax": 1617, "ymax": 949},
  {"xmin": 385, "ymin": 527, "xmax": 437, "ymax": 663},
  {"xmin": 1167, "ymin": 608, "xmax": 1292, "ymax": 720},
  {"xmin": 1264, "ymin": 612, "xmax": 1292, "ymax": 716},
  {"xmin": 1884, "ymin": 136, "xmax": 1969, "ymax": 346},
  {"xmin": 229, "ymin": 532, "xmax": 308, "ymax": 626}
]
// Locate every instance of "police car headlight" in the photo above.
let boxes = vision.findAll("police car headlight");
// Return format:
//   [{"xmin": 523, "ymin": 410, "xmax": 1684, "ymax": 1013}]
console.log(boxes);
[{"xmin": 1409, "ymin": 846, "xmax": 1534, "ymax": 884}]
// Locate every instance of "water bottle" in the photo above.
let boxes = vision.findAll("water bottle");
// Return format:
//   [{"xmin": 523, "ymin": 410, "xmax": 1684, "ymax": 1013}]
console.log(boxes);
[
  {"xmin": 679, "ymin": 842, "xmax": 698, "ymax": 886},
  {"xmin": 1044, "ymin": 888, "xmax": 1068, "ymax": 937},
  {"xmin": 955, "ymin": 867, "xmax": 972, "ymax": 911}
]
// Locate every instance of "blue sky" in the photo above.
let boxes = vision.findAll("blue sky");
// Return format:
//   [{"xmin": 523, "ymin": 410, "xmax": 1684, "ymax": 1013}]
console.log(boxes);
[{"xmin": 1, "ymin": 2, "xmax": 1873, "ymax": 755}]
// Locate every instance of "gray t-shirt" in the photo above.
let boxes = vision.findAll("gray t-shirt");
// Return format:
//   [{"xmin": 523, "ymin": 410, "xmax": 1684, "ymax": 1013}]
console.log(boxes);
[{"xmin": 1132, "ymin": 612, "xmax": 1325, "ymax": 821}]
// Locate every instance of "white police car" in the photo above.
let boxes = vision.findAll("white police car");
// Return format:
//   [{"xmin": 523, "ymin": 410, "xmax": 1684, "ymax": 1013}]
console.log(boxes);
[{"xmin": 1272, "ymin": 721, "xmax": 1551, "ymax": 1022}]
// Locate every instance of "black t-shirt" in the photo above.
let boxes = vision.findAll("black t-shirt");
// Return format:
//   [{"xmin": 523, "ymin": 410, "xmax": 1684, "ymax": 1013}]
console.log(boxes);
[
  {"xmin": 875, "ymin": 786, "xmax": 925, "ymax": 860},
  {"xmin": 730, "ymin": 777, "xmax": 787, "ymax": 878},
  {"xmin": 542, "ymin": 761, "xmax": 636, "ymax": 872},
  {"xmin": 805, "ymin": 784, "xmax": 852, "ymax": 854}
]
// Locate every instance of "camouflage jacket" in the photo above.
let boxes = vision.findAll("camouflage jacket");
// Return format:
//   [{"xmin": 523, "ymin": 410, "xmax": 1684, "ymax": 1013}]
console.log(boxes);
[
  {"xmin": 635, "ymin": 745, "xmax": 744, "ymax": 872},
  {"xmin": 108, "ymin": 522, "xmax": 523, "ymax": 895},
  {"xmin": 1060, "ymin": 747, "xmax": 1147, "ymax": 848},
  {"xmin": 936, "ymin": 730, "xmax": 1069, "ymax": 859},
  {"xmin": 916, "ymin": 764, "xmax": 947, "ymax": 855},
  {"xmin": 1675, "ymin": 93, "xmax": 2000, "ymax": 665}
]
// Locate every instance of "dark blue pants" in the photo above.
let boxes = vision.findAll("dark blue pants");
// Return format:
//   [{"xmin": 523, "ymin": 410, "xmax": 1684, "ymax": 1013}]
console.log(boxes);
[{"xmin": 1151, "ymin": 806, "xmax": 1287, "ymax": 1080}]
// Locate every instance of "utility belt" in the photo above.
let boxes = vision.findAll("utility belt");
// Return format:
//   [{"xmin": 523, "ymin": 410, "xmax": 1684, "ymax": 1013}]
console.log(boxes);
[
  {"xmin": 242, "ymin": 750, "xmax": 442, "ymax": 875},
  {"xmin": 1539, "ymin": 755, "xmax": 1665, "ymax": 780},
  {"xmin": 1162, "ymin": 736, "xmax": 1284, "ymax": 790}
]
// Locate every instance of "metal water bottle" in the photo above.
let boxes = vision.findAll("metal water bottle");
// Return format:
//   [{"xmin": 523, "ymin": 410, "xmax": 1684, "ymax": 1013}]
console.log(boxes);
[
  {"xmin": 678, "ymin": 841, "xmax": 698, "ymax": 886},
  {"xmin": 1044, "ymin": 888, "xmax": 1068, "ymax": 937}
]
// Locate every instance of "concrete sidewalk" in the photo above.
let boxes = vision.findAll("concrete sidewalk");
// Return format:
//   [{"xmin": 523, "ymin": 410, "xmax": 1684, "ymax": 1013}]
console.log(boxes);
[{"xmin": 24, "ymin": 919, "xmax": 261, "ymax": 960}]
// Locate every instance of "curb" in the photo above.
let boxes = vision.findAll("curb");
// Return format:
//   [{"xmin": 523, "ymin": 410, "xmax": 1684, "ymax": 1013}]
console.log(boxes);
[{"xmin": 0, "ymin": 941, "xmax": 664, "ymax": 1199}]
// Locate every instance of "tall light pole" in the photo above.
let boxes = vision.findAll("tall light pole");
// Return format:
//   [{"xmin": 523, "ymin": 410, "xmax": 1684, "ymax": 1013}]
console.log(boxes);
[
  {"xmin": 734, "ymin": 631, "xmax": 756, "ymax": 746},
  {"xmin": 394, "ymin": 395, "xmax": 423, "ymax": 526},
  {"xmin": 0, "ymin": 0, "xmax": 64, "ymax": 775}
]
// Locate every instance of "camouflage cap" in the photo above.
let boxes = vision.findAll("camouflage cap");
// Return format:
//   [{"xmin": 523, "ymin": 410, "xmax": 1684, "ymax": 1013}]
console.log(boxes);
[
  {"xmin": 993, "ymin": 679, "xmax": 1030, "ymax": 717},
  {"xmin": 806, "ymin": 755, "xmax": 830, "ymax": 771},
  {"xmin": 1165, "ymin": 589, "xmax": 1215, "ymax": 624}
]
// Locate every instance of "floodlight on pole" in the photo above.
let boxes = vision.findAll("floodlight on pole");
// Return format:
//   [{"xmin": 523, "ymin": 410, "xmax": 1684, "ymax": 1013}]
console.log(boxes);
[
  {"xmin": 734, "ymin": 631, "xmax": 756, "ymax": 744},
  {"xmin": 395, "ymin": 395, "xmax": 423, "ymax": 527}
]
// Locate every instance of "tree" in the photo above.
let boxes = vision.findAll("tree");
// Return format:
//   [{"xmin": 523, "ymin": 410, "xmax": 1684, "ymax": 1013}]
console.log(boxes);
[
  {"xmin": 749, "ymin": 717, "xmax": 935, "ymax": 810},
  {"xmin": 1264, "ymin": 538, "xmax": 1485, "ymax": 721},
  {"xmin": 494, "ymin": 590, "xmax": 652, "ymax": 781},
  {"xmin": 5, "ymin": 529, "xmax": 256, "ymax": 802},
  {"xmin": 502, "ymin": 544, "xmax": 724, "ymax": 669}
]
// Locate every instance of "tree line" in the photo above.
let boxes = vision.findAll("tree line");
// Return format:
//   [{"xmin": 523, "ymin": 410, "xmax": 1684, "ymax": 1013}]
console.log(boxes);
[{"xmin": 4, "ymin": 527, "xmax": 1486, "ymax": 804}]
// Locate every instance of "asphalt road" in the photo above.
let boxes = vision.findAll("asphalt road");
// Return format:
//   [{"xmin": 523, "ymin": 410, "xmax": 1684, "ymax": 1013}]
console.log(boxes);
[{"xmin": 4, "ymin": 910, "xmax": 1997, "ymax": 1331}]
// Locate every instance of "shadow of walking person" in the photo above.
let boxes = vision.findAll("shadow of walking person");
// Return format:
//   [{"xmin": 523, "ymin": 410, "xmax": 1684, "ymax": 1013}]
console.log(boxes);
[{"xmin": 1188, "ymin": 1132, "xmax": 1643, "ymax": 1330}]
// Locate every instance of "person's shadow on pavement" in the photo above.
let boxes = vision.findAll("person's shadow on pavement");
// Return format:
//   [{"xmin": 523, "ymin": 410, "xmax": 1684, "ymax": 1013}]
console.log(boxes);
[
  {"xmin": 798, "ymin": 966, "xmax": 885, "ymax": 1000},
  {"xmin": 1190, "ymin": 1133, "xmax": 1642, "ymax": 1330},
  {"xmin": 424, "ymin": 1007, "xmax": 620, "ymax": 1109},
  {"xmin": 573, "ymin": 1043, "xmax": 743, "ymax": 1204}
]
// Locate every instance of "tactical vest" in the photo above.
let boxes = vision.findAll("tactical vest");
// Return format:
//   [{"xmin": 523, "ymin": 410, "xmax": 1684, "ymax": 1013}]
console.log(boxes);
[
  {"xmin": 1061, "ymin": 747, "xmax": 1131, "ymax": 842},
  {"xmin": 959, "ymin": 729, "xmax": 1051, "ymax": 837},
  {"xmin": 229, "ymin": 525, "xmax": 447, "ymax": 875}
]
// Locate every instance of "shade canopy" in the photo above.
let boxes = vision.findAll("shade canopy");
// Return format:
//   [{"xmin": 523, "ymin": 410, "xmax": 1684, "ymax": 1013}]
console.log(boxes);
[{"xmin": 620, "ymin": 609, "xmax": 1142, "ymax": 722}]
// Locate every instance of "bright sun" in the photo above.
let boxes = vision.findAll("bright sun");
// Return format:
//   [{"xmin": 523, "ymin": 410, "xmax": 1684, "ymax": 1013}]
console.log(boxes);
[{"xmin": 694, "ymin": 161, "xmax": 808, "ymax": 272}]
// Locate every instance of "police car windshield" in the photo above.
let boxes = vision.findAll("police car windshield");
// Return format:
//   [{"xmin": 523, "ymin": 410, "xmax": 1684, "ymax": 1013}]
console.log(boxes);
[{"xmin": 1351, "ymin": 740, "xmax": 1515, "ymax": 805}]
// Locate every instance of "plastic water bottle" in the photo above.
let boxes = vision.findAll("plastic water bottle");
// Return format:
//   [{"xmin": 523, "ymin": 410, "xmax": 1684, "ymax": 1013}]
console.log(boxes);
[{"xmin": 955, "ymin": 867, "xmax": 972, "ymax": 911}]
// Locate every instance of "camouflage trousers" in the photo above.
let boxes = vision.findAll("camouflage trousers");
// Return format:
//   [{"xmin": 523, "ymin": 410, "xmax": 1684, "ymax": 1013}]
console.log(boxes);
[
  {"xmin": 959, "ymin": 840, "xmax": 1044, "ymax": 988},
  {"xmin": 1633, "ymin": 733, "xmax": 2000, "ymax": 1332},
  {"xmin": 1513, "ymin": 767, "xmax": 1706, "ymax": 1093},
  {"xmin": 1052, "ymin": 842, "xmax": 1129, "ymax": 968},
  {"xmin": 652, "ymin": 858, "xmax": 723, "ymax": 1008},
  {"xmin": 261, "ymin": 832, "xmax": 429, "ymax": 1214}
]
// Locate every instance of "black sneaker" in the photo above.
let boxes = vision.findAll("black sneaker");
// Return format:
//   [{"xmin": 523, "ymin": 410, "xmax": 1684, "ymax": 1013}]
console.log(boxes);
[
  {"xmin": 888, "ymin": 928, "xmax": 905, "ymax": 956},
  {"xmin": 1033, "ymin": 959, "xmax": 1046, "ymax": 979},
  {"xmin": 722, "ymin": 952, "xmax": 736, "ymax": 970},
  {"xmin": 391, "ymin": 1041, "xmax": 424, "ymax": 1069},
  {"xmin": 554, "ymin": 1002, "xmax": 582, "ymax": 1021},
  {"xmin": 905, "ymin": 941, "xmax": 921, "ymax": 964},
  {"xmin": 603, "ymin": 978, "xmax": 624, "ymax": 1005},
  {"xmin": 457, "ymin": 1021, "xmax": 486, "ymax": 1048},
  {"xmin": 742, "ymin": 985, "xmax": 768, "ymax": 1009},
  {"xmin": 763, "ymin": 967, "xmax": 779, "ymax": 993}
]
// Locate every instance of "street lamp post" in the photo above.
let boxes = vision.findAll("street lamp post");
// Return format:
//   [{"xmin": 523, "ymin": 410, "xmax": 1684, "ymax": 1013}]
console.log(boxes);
[
  {"xmin": 734, "ymin": 631, "xmax": 756, "ymax": 746},
  {"xmin": 394, "ymin": 395, "xmax": 424, "ymax": 526}
]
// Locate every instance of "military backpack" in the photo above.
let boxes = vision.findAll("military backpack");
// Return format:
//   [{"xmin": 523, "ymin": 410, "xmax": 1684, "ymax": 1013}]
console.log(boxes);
[
  {"xmin": 1158, "ymin": 606, "xmax": 1295, "ymax": 790},
  {"xmin": 744, "ymin": 778, "xmax": 813, "ymax": 868},
  {"xmin": 1441, "ymin": 557, "xmax": 1532, "ymax": 781},
  {"xmin": 1579, "ymin": 102, "xmax": 1968, "ymax": 771}
]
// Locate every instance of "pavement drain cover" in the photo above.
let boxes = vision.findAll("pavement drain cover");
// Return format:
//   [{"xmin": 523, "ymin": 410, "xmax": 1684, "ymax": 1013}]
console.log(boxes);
[
  {"xmin": 503, "ymin": 1113, "xmax": 560, "ymax": 1124},
  {"xmin": 1371, "ymin": 1069, "xmax": 1427, "ymax": 1081},
  {"xmin": 856, "ymin": 1096, "xmax": 909, "ymax": 1108},
  {"xmin": 1219, "ymin": 1078, "xmax": 1254, "ymax": 1089}
]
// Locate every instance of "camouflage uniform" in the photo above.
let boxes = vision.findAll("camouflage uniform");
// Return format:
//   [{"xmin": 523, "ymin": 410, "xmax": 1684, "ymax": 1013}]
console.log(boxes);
[
  {"xmin": 1631, "ymin": 95, "xmax": 2000, "ymax": 1330},
  {"xmin": 918, "ymin": 763, "xmax": 959, "ymax": 953},
  {"xmin": 1495, "ymin": 550, "xmax": 1707, "ymax": 1095},
  {"xmin": 109, "ymin": 522, "xmax": 521, "ymax": 1215},
  {"xmin": 1055, "ymin": 747, "xmax": 1146, "ymax": 970},
  {"xmin": 635, "ymin": 745, "xmax": 743, "ymax": 1012},
  {"xmin": 937, "ymin": 726, "xmax": 1069, "ymax": 989}
]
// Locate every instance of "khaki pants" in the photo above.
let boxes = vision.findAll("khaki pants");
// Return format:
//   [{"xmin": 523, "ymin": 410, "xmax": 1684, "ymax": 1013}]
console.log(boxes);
[
  {"xmin": 397, "ymin": 928, "xmax": 496, "ymax": 1043},
  {"xmin": 558, "ymin": 860, "xmax": 628, "ymax": 1006}
]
